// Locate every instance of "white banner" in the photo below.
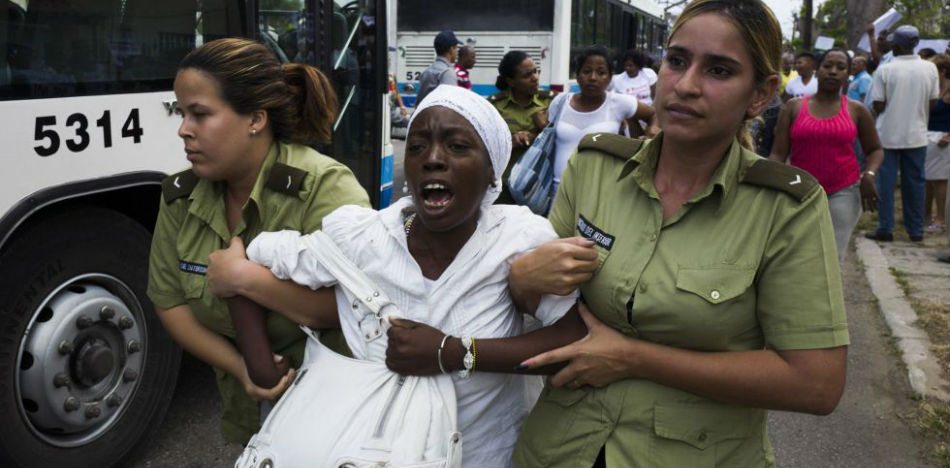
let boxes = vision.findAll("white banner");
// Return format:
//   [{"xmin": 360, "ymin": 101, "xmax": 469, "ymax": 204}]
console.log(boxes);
[{"xmin": 857, "ymin": 8, "xmax": 902, "ymax": 52}]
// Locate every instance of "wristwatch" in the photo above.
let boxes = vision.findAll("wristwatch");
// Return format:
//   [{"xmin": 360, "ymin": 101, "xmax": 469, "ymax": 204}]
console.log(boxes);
[{"xmin": 862, "ymin": 170, "xmax": 876, "ymax": 178}]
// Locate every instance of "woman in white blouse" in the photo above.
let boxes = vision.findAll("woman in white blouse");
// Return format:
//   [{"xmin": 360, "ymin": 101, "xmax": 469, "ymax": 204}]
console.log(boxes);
[
  {"xmin": 551, "ymin": 46, "xmax": 659, "ymax": 191},
  {"xmin": 205, "ymin": 85, "xmax": 588, "ymax": 467}
]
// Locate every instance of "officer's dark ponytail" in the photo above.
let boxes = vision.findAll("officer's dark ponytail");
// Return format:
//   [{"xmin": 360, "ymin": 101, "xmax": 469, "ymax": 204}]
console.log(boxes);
[
  {"xmin": 495, "ymin": 50, "xmax": 530, "ymax": 91},
  {"xmin": 179, "ymin": 38, "xmax": 338, "ymax": 146},
  {"xmin": 281, "ymin": 63, "xmax": 338, "ymax": 145}
]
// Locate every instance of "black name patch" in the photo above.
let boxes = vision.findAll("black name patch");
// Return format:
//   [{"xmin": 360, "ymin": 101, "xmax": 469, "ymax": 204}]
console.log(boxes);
[
  {"xmin": 577, "ymin": 214, "xmax": 615, "ymax": 251},
  {"xmin": 179, "ymin": 260, "xmax": 208, "ymax": 276}
]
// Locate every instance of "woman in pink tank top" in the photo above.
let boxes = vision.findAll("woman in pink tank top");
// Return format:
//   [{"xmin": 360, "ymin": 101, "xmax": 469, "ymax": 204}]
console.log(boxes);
[{"xmin": 770, "ymin": 48, "xmax": 884, "ymax": 261}]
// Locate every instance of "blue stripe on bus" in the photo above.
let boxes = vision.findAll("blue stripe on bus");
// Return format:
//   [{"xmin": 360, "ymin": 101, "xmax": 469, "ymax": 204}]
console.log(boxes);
[
  {"xmin": 380, "ymin": 152, "xmax": 394, "ymax": 208},
  {"xmin": 399, "ymin": 83, "xmax": 556, "ymax": 108},
  {"xmin": 380, "ymin": 186, "xmax": 393, "ymax": 208}
]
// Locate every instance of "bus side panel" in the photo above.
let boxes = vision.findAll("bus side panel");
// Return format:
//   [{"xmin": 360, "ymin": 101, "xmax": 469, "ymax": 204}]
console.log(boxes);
[{"xmin": 1, "ymin": 92, "xmax": 184, "ymax": 213}]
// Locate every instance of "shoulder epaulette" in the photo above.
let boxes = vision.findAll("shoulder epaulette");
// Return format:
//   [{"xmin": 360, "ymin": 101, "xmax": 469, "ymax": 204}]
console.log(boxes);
[
  {"xmin": 576, "ymin": 132, "xmax": 643, "ymax": 160},
  {"xmin": 161, "ymin": 169, "xmax": 199, "ymax": 204},
  {"xmin": 487, "ymin": 92, "xmax": 506, "ymax": 103},
  {"xmin": 266, "ymin": 162, "xmax": 308, "ymax": 195},
  {"xmin": 741, "ymin": 158, "xmax": 818, "ymax": 202}
]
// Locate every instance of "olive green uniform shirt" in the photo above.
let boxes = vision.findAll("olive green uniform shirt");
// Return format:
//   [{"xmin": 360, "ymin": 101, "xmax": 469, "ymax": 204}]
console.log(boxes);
[
  {"xmin": 489, "ymin": 90, "xmax": 557, "ymax": 203},
  {"xmin": 514, "ymin": 133, "xmax": 849, "ymax": 467},
  {"xmin": 147, "ymin": 142, "xmax": 370, "ymax": 444}
]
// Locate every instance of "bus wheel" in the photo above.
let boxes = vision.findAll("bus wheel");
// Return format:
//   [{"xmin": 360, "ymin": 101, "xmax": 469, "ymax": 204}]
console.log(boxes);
[{"xmin": 0, "ymin": 207, "xmax": 181, "ymax": 468}]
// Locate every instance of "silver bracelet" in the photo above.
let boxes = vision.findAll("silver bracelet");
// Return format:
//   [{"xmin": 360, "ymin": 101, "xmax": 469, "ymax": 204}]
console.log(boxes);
[
  {"xmin": 437, "ymin": 335, "xmax": 452, "ymax": 374},
  {"xmin": 458, "ymin": 336, "xmax": 474, "ymax": 379}
]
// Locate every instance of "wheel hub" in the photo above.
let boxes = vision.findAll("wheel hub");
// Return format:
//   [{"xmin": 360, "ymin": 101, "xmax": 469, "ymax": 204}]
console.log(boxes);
[
  {"xmin": 74, "ymin": 340, "xmax": 116, "ymax": 387},
  {"xmin": 16, "ymin": 276, "xmax": 147, "ymax": 447}
]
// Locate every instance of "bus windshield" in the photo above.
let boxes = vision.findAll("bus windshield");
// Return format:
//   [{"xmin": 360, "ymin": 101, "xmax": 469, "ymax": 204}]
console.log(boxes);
[
  {"xmin": 1, "ymin": 0, "xmax": 244, "ymax": 100},
  {"xmin": 396, "ymin": 0, "xmax": 554, "ymax": 32}
]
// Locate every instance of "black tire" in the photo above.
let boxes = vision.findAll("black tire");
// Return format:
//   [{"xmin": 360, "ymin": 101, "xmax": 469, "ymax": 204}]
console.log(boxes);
[{"xmin": 0, "ymin": 207, "xmax": 181, "ymax": 468}]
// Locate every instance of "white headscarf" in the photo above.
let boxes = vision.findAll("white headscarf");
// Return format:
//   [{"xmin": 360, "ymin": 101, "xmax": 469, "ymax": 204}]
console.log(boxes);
[{"xmin": 408, "ymin": 85, "xmax": 512, "ymax": 207}]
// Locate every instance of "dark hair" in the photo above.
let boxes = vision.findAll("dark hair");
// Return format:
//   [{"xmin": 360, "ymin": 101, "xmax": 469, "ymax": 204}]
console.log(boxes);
[
  {"xmin": 620, "ymin": 49, "xmax": 648, "ymax": 69},
  {"xmin": 919, "ymin": 48, "xmax": 937, "ymax": 59},
  {"xmin": 573, "ymin": 45, "xmax": 613, "ymax": 76},
  {"xmin": 495, "ymin": 50, "xmax": 530, "ymax": 90},
  {"xmin": 817, "ymin": 47, "xmax": 851, "ymax": 70},
  {"xmin": 179, "ymin": 38, "xmax": 338, "ymax": 145},
  {"xmin": 795, "ymin": 51, "xmax": 816, "ymax": 62},
  {"xmin": 933, "ymin": 54, "xmax": 950, "ymax": 79}
]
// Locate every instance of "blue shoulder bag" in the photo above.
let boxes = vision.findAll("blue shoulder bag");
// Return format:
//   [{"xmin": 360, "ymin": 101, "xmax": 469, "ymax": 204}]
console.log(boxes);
[{"xmin": 507, "ymin": 93, "xmax": 569, "ymax": 215}]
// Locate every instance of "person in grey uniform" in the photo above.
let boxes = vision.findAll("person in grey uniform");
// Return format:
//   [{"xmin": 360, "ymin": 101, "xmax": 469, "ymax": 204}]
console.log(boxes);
[{"xmin": 415, "ymin": 30, "xmax": 463, "ymax": 105}]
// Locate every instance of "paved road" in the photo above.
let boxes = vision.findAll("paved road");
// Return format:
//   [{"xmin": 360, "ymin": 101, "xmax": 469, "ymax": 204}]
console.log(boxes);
[
  {"xmin": 768, "ymin": 250, "xmax": 934, "ymax": 467},
  {"xmin": 125, "ymin": 151, "xmax": 936, "ymax": 467}
]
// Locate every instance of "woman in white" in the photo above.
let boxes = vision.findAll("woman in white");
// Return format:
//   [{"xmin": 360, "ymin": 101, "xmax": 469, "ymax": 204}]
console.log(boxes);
[
  {"xmin": 206, "ymin": 85, "xmax": 587, "ymax": 467},
  {"xmin": 552, "ymin": 46, "xmax": 658, "ymax": 189},
  {"xmin": 609, "ymin": 48, "xmax": 657, "ymax": 106}
]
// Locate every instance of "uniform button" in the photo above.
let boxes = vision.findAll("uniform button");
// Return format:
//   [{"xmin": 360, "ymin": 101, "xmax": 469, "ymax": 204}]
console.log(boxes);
[
  {"xmin": 710, "ymin": 290, "xmax": 721, "ymax": 300},
  {"xmin": 649, "ymin": 233, "xmax": 657, "ymax": 242},
  {"xmin": 638, "ymin": 283, "xmax": 647, "ymax": 293},
  {"xmin": 698, "ymin": 432, "xmax": 708, "ymax": 442}
]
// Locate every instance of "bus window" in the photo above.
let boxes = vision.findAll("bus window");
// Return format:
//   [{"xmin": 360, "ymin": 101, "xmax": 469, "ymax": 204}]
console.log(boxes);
[
  {"xmin": 0, "ymin": 0, "xmax": 244, "ymax": 100},
  {"xmin": 329, "ymin": 0, "xmax": 384, "ymax": 205},
  {"xmin": 259, "ymin": 0, "xmax": 306, "ymax": 63}
]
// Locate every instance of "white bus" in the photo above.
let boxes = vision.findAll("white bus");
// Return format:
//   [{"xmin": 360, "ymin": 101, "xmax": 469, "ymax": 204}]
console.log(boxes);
[
  {"xmin": 0, "ymin": 0, "xmax": 391, "ymax": 466},
  {"xmin": 394, "ymin": 0, "xmax": 667, "ymax": 105}
]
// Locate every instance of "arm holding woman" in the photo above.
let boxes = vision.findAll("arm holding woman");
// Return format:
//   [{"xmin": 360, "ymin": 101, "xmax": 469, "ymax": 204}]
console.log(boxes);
[
  {"xmin": 155, "ymin": 303, "xmax": 294, "ymax": 400},
  {"xmin": 207, "ymin": 237, "xmax": 340, "ymax": 329},
  {"xmin": 526, "ymin": 303, "xmax": 845, "ymax": 414}
]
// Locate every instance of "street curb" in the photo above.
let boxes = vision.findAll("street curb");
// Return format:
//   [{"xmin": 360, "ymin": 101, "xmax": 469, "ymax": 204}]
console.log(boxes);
[{"xmin": 854, "ymin": 237, "xmax": 950, "ymax": 402}]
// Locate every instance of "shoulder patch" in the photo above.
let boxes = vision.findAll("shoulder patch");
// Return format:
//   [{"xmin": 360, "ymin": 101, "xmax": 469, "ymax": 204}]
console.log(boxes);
[
  {"xmin": 741, "ymin": 158, "xmax": 818, "ymax": 202},
  {"xmin": 488, "ymin": 92, "xmax": 505, "ymax": 102},
  {"xmin": 576, "ymin": 132, "xmax": 643, "ymax": 161},
  {"xmin": 161, "ymin": 169, "xmax": 199, "ymax": 204},
  {"xmin": 266, "ymin": 163, "xmax": 308, "ymax": 195}
]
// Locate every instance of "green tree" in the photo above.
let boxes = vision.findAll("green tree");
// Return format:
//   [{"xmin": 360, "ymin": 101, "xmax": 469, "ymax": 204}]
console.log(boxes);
[
  {"xmin": 809, "ymin": 0, "xmax": 949, "ymax": 51},
  {"xmin": 890, "ymin": 0, "xmax": 949, "ymax": 38},
  {"xmin": 812, "ymin": 0, "xmax": 848, "ymax": 49}
]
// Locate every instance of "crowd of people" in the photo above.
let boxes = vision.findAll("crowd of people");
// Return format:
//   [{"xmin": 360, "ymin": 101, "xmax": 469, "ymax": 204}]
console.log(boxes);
[
  {"xmin": 762, "ymin": 24, "xmax": 947, "ymax": 260},
  {"xmin": 142, "ymin": 0, "xmax": 950, "ymax": 466}
]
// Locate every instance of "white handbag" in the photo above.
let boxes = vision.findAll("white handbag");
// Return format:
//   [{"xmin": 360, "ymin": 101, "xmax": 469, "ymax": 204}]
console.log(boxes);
[{"xmin": 235, "ymin": 231, "xmax": 463, "ymax": 468}]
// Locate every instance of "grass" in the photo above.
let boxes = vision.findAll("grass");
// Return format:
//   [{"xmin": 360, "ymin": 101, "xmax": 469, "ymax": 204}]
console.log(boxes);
[
  {"xmin": 918, "ymin": 400, "xmax": 950, "ymax": 467},
  {"xmin": 906, "ymin": 299, "xmax": 950, "ymax": 467},
  {"xmin": 914, "ymin": 299, "xmax": 950, "ymax": 376},
  {"xmin": 889, "ymin": 267, "xmax": 912, "ymax": 294}
]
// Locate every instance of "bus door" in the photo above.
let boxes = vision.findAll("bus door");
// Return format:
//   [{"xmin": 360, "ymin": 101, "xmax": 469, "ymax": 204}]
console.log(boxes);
[{"xmin": 258, "ymin": 0, "xmax": 391, "ymax": 208}]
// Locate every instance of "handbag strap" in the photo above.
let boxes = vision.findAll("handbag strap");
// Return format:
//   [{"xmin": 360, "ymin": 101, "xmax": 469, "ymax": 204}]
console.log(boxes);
[
  {"xmin": 300, "ymin": 231, "xmax": 397, "ymax": 321},
  {"xmin": 548, "ymin": 92, "xmax": 570, "ymax": 127}
]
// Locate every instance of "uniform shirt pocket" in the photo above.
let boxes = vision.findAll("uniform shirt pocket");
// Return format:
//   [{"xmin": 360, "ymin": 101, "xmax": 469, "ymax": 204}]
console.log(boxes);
[
  {"xmin": 675, "ymin": 266, "xmax": 756, "ymax": 305},
  {"xmin": 649, "ymin": 402, "xmax": 764, "ymax": 468}
]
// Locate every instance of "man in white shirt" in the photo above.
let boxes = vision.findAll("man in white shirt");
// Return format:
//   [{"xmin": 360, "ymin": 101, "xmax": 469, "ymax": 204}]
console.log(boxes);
[
  {"xmin": 608, "ymin": 49, "xmax": 656, "ymax": 105},
  {"xmin": 782, "ymin": 51, "xmax": 817, "ymax": 100},
  {"xmin": 865, "ymin": 25, "xmax": 941, "ymax": 242}
]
